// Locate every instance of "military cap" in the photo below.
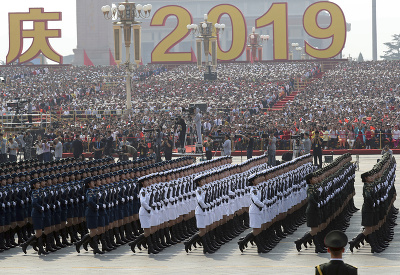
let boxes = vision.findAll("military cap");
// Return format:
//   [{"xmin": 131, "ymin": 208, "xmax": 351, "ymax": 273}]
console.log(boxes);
[{"xmin": 324, "ymin": 230, "xmax": 348, "ymax": 249}]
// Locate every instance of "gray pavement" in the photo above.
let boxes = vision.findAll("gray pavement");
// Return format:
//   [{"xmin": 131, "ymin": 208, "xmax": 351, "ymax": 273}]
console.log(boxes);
[{"xmin": 1, "ymin": 155, "xmax": 399, "ymax": 275}]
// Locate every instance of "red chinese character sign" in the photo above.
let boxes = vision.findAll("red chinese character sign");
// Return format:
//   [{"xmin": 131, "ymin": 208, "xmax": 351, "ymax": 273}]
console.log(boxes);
[{"xmin": 7, "ymin": 8, "xmax": 63, "ymax": 65}]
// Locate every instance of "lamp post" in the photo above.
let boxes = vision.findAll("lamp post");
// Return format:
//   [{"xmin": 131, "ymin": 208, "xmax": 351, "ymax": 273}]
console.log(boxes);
[
  {"xmin": 295, "ymin": 46, "xmax": 303, "ymax": 60},
  {"xmin": 290, "ymin": 42, "xmax": 299, "ymax": 60},
  {"xmin": 101, "ymin": 1, "xmax": 152, "ymax": 113},
  {"xmin": 246, "ymin": 27, "xmax": 269, "ymax": 62},
  {"xmin": 187, "ymin": 14, "xmax": 225, "ymax": 75}
]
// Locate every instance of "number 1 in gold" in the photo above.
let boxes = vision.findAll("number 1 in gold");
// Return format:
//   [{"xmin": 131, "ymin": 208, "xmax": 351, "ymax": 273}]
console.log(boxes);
[{"xmin": 256, "ymin": 3, "xmax": 288, "ymax": 60}]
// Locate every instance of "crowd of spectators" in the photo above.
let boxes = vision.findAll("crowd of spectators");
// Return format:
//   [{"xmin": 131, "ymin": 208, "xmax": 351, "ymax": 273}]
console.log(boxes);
[{"xmin": 0, "ymin": 60, "xmax": 399, "ymax": 162}]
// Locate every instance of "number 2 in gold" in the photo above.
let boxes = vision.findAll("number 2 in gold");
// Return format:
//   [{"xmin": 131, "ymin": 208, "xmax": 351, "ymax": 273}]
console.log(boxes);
[{"xmin": 151, "ymin": 5, "xmax": 193, "ymax": 63}]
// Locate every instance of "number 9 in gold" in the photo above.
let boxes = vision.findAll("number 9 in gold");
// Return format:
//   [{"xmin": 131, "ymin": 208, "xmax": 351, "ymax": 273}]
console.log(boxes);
[{"xmin": 303, "ymin": 1, "xmax": 346, "ymax": 59}]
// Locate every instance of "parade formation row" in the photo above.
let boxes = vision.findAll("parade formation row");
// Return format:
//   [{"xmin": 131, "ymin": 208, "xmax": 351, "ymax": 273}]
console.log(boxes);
[{"xmin": 0, "ymin": 153, "xmax": 397, "ymax": 255}]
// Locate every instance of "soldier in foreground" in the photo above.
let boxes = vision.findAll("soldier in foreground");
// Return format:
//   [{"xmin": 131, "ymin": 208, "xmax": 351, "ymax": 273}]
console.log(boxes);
[{"xmin": 315, "ymin": 230, "xmax": 357, "ymax": 275}]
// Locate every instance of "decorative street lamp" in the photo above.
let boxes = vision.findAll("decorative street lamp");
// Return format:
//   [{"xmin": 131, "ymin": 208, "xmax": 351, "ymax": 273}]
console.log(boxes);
[
  {"xmin": 101, "ymin": 1, "xmax": 152, "ymax": 112},
  {"xmin": 187, "ymin": 14, "xmax": 225, "ymax": 79},
  {"xmin": 246, "ymin": 27, "xmax": 269, "ymax": 62}
]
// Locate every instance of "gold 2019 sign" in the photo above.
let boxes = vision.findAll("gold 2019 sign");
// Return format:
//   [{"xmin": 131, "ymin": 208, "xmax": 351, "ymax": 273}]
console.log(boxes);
[{"xmin": 151, "ymin": 1, "xmax": 346, "ymax": 63}]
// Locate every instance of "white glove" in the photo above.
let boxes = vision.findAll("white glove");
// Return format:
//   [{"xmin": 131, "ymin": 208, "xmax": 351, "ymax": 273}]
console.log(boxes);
[
  {"xmin": 82, "ymin": 196, "xmax": 84, "ymax": 200},
  {"xmin": 57, "ymin": 201, "xmax": 61, "ymax": 206},
  {"xmin": 41, "ymin": 206, "xmax": 44, "ymax": 211},
  {"xmin": 96, "ymin": 205, "xmax": 99, "ymax": 210},
  {"xmin": 46, "ymin": 204, "xmax": 50, "ymax": 209},
  {"xmin": 1, "ymin": 203, "xmax": 5, "ymax": 208},
  {"xmin": 21, "ymin": 200, "xmax": 24, "ymax": 205},
  {"xmin": 103, "ymin": 204, "xmax": 106, "ymax": 209},
  {"xmin": 13, "ymin": 202, "xmax": 16, "ymax": 206},
  {"xmin": 7, "ymin": 202, "xmax": 10, "ymax": 206},
  {"xmin": 121, "ymin": 198, "xmax": 125, "ymax": 203},
  {"xmin": 70, "ymin": 199, "xmax": 73, "ymax": 203}
]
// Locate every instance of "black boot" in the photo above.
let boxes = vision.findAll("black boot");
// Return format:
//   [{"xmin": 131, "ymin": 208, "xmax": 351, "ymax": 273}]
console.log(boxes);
[
  {"xmin": 54, "ymin": 231, "xmax": 67, "ymax": 248},
  {"xmin": 4, "ymin": 230, "xmax": 15, "ymax": 248},
  {"xmin": 294, "ymin": 232, "xmax": 312, "ymax": 252},
  {"xmin": 313, "ymin": 234, "xmax": 327, "ymax": 253},
  {"xmin": 100, "ymin": 233, "xmax": 113, "ymax": 252},
  {"xmin": 201, "ymin": 233, "xmax": 214, "ymax": 254},
  {"xmin": 131, "ymin": 220, "xmax": 140, "ymax": 237},
  {"xmin": 147, "ymin": 235, "xmax": 159, "ymax": 254},
  {"xmin": 151, "ymin": 233, "xmax": 162, "ymax": 252},
  {"xmin": 159, "ymin": 229, "xmax": 169, "ymax": 248},
  {"xmin": 16, "ymin": 226, "xmax": 25, "ymax": 244},
  {"xmin": 9, "ymin": 228, "xmax": 18, "ymax": 246},
  {"xmin": 119, "ymin": 225, "xmax": 129, "ymax": 243},
  {"xmin": 165, "ymin": 227, "xmax": 176, "ymax": 245},
  {"xmin": 37, "ymin": 236, "xmax": 49, "ymax": 255},
  {"xmin": 75, "ymin": 234, "xmax": 91, "ymax": 253},
  {"xmin": 124, "ymin": 223, "xmax": 135, "ymax": 241},
  {"xmin": 129, "ymin": 234, "xmax": 145, "ymax": 253},
  {"xmin": 90, "ymin": 235, "xmax": 105, "ymax": 254},
  {"xmin": 349, "ymin": 233, "xmax": 365, "ymax": 252},
  {"xmin": 67, "ymin": 226, "xmax": 77, "ymax": 243},
  {"xmin": 48, "ymin": 232, "xmax": 60, "ymax": 250},
  {"xmin": 105, "ymin": 231, "xmax": 117, "ymax": 250},
  {"xmin": 44, "ymin": 234, "xmax": 57, "ymax": 253},
  {"xmin": 184, "ymin": 233, "xmax": 200, "ymax": 253},
  {"xmin": 21, "ymin": 235, "xmax": 38, "ymax": 254},
  {"xmin": 61, "ymin": 227, "xmax": 71, "ymax": 246},
  {"xmin": 254, "ymin": 234, "xmax": 269, "ymax": 253},
  {"xmin": 0, "ymin": 232, "xmax": 7, "ymax": 251},
  {"xmin": 114, "ymin": 227, "xmax": 124, "ymax": 245}
]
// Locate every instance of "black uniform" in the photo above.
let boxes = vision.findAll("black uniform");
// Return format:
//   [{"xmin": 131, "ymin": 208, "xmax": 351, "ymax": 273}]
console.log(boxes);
[{"xmin": 316, "ymin": 260, "xmax": 357, "ymax": 275}]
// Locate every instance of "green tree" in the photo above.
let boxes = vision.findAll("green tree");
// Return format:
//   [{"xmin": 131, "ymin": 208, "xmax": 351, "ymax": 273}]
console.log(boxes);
[
  {"xmin": 381, "ymin": 34, "xmax": 400, "ymax": 60},
  {"xmin": 357, "ymin": 52, "xmax": 364, "ymax": 62}
]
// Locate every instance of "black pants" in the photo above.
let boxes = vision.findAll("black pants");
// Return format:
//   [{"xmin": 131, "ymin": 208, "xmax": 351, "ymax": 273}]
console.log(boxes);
[
  {"xmin": 165, "ymin": 152, "xmax": 172, "ymax": 161},
  {"xmin": 314, "ymin": 153, "xmax": 322, "ymax": 168},
  {"xmin": 247, "ymin": 149, "xmax": 253, "ymax": 159},
  {"xmin": 206, "ymin": 150, "xmax": 212, "ymax": 160}
]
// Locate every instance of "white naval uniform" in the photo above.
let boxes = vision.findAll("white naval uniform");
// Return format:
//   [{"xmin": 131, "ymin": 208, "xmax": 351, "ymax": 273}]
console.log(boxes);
[{"xmin": 139, "ymin": 189, "xmax": 152, "ymax": 228}]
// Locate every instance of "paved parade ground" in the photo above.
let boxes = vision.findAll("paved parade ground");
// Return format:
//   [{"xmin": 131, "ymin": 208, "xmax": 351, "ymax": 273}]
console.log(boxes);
[{"xmin": 1, "ymin": 155, "xmax": 399, "ymax": 275}]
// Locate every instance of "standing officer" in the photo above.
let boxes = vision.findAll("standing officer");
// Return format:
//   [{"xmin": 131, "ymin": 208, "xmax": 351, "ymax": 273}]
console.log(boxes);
[
  {"xmin": 203, "ymin": 136, "xmax": 213, "ymax": 161},
  {"xmin": 312, "ymin": 131, "xmax": 323, "ymax": 168},
  {"xmin": 92, "ymin": 136, "xmax": 104, "ymax": 160},
  {"xmin": 162, "ymin": 135, "xmax": 173, "ymax": 161},
  {"xmin": 315, "ymin": 230, "xmax": 357, "ymax": 275}
]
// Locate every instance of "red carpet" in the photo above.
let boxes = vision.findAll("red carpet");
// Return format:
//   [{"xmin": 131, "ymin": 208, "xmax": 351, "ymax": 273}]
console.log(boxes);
[{"xmin": 270, "ymin": 91, "xmax": 301, "ymax": 111}]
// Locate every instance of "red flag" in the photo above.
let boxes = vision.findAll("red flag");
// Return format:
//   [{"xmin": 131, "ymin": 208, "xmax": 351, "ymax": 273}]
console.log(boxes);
[
  {"xmin": 366, "ymin": 117, "xmax": 372, "ymax": 121},
  {"xmin": 344, "ymin": 118, "xmax": 349, "ymax": 123},
  {"xmin": 354, "ymin": 118, "xmax": 358, "ymax": 122},
  {"xmin": 109, "ymin": 49, "xmax": 117, "ymax": 66},
  {"xmin": 338, "ymin": 119, "xmax": 342, "ymax": 123},
  {"xmin": 361, "ymin": 121, "xmax": 366, "ymax": 124},
  {"xmin": 190, "ymin": 47, "xmax": 197, "ymax": 63},
  {"xmin": 370, "ymin": 126, "xmax": 376, "ymax": 130},
  {"xmin": 83, "ymin": 50, "xmax": 94, "ymax": 66}
]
